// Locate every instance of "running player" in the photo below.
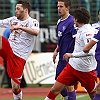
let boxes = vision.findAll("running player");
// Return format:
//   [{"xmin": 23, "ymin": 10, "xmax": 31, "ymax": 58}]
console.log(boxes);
[
  {"xmin": 44, "ymin": 7, "xmax": 98, "ymax": 100},
  {"xmin": 0, "ymin": 0, "xmax": 39, "ymax": 100},
  {"xmin": 83, "ymin": 24, "xmax": 100, "ymax": 100},
  {"xmin": 53, "ymin": 0, "xmax": 76, "ymax": 99}
]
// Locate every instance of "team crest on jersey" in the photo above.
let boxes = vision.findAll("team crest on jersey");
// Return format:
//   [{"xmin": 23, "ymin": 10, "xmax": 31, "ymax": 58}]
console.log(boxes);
[
  {"xmin": 58, "ymin": 31, "xmax": 62, "ymax": 37},
  {"xmin": 34, "ymin": 23, "xmax": 38, "ymax": 27},
  {"xmin": 33, "ymin": 21, "xmax": 38, "ymax": 27}
]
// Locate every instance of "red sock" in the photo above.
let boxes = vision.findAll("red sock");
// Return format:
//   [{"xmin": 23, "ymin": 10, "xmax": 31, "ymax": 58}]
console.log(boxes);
[{"xmin": 47, "ymin": 91, "xmax": 58, "ymax": 100}]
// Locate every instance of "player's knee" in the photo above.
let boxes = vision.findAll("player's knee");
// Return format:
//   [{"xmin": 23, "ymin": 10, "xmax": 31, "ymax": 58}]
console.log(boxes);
[
  {"xmin": 12, "ymin": 84, "xmax": 20, "ymax": 93},
  {"xmin": 50, "ymin": 86, "xmax": 60, "ymax": 95},
  {"xmin": 67, "ymin": 86, "xmax": 74, "ymax": 92},
  {"xmin": 51, "ymin": 87, "xmax": 57, "ymax": 93}
]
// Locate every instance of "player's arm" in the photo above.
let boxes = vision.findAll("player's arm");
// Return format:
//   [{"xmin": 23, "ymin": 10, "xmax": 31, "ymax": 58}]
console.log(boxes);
[
  {"xmin": 0, "ymin": 17, "xmax": 13, "ymax": 28},
  {"xmin": 10, "ymin": 25, "xmax": 39, "ymax": 36},
  {"xmin": 71, "ymin": 42, "xmax": 95, "ymax": 58},
  {"xmin": 10, "ymin": 19, "xmax": 39, "ymax": 36},
  {"xmin": 63, "ymin": 50, "xmax": 94, "ymax": 62},
  {"xmin": 83, "ymin": 29, "xmax": 100, "ymax": 53},
  {"xmin": 83, "ymin": 39, "xmax": 96, "ymax": 53},
  {"xmin": 53, "ymin": 45, "xmax": 59, "ymax": 64},
  {"xmin": 64, "ymin": 33, "xmax": 95, "ymax": 61},
  {"xmin": 72, "ymin": 50, "xmax": 94, "ymax": 57},
  {"xmin": 64, "ymin": 48, "xmax": 95, "ymax": 62},
  {"xmin": 72, "ymin": 38, "xmax": 96, "ymax": 57}
]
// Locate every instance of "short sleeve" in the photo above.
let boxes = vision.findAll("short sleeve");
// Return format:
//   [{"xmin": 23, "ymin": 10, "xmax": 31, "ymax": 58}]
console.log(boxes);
[
  {"xmin": 93, "ymin": 30, "xmax": 100, "ymax": 41},
  {"xmin": 31, "ymin": 19, "xmax": 39, "ymax": 31}
]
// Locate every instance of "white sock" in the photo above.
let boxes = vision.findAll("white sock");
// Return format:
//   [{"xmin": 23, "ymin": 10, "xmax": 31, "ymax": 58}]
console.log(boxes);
[
  {"xmin": 64, "ymin": 96, "xmax": 68, "ymax": 100},
  {"xmin": 44, "ymin": 96, "xmax": 51, "ymax": 100},
  {"xmin": 13, "ymin": 91, "xmax": 22, "ymax": 100}
]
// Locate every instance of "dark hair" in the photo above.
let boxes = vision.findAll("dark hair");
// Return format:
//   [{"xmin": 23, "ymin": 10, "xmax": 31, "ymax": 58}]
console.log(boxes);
[
  {"xmin": 17, "ymin": 0, "xmax": 31, "ymax": 13},
  {"xmin": 73, "ymin": 7, "xmax": 90, "ymax": 24},
  {"xmin": 58, "ymin": 0, "xmax": 71, "ymax": 8},
  {"xmin": 98, "ymin": 9, "xmax": 100, "ymax": 15}
]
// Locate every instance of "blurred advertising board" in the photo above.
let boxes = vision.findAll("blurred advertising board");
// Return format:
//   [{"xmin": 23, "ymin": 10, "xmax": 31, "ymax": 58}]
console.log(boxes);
[{"xmin": 24, "ymin": 53, "xmax": 58, "ymax": 84}]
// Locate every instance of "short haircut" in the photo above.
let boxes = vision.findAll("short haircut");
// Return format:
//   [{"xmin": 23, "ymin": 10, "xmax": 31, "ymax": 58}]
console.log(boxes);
[
  {"xmin": 58, "ymin": 0, "xmax": 71, "ymax": 8},
  {"xmin": 17, "ymin": 0, "xmax": 31, "ymax": 13},
  {"xmin": 98, "ymin": 9, "xmax": 100, "ymax": 15},
  {"xmin": 73, "ymin": 7, "xmax": 90, "ymax": 24}
]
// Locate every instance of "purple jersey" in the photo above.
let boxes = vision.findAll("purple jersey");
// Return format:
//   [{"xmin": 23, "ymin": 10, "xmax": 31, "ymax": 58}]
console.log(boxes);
[
  {"xmin": 55, "ymin": 15, "xmax": 76, "ymax": 79},
  {"xmin": 93, "ymin": 29, "xmax": 100, "ymax": 61},
  {"xmin": 57, "ymin": 15, "xmax": 76, "ymax": 61},
  {"xmin": 92, "ymin": 24, "xmax": 100, "ymax": 61},
  {"xmin": 92, "ymin": 22, "xmax": 100, "ymax": 30},
  {"xmin": 92, "ymin": 28, "xmax": 100, "ymax": 77}
]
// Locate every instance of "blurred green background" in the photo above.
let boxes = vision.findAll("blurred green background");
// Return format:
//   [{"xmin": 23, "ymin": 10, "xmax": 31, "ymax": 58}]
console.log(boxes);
[{"xmin": 0, "ymin": 0, "xmax": 99, "ymax": 25}]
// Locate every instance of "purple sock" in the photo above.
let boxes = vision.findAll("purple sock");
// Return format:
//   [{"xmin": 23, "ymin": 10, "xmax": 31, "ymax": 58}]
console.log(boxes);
[
  {"xmin": 68, "ymin": 90, "xmax": 76, "ymax": 100},
  {"xmin": 93, "ymin": 94, "xmax": 100, "ymax": 100}
]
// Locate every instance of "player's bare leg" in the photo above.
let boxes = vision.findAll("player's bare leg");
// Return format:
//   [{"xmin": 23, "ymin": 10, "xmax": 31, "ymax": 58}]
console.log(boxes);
[
  {"xmin": 66, "ymin": 86, "xmax": 76, "ymax": 100},
  {"xmin": 96, "ymin": 83, "xmax": 100, "ymax": 94},
  {"xmin": 45, "ymin": 81, "xmax": 76, "ymax": 100},
  {"xmin": 93, "ymin": 83, "xmax": 100, "ymax": 100},
  {"xmin": 0, "ymin": 36, "xmax": 2, "ymax": 50},
  {"xmin": 11, "ymin": 79, "xmax": 22, "ymax": 100},
  {"xmin": 45, "ymin": 81, "xmax": 66, "ymax": 100}
]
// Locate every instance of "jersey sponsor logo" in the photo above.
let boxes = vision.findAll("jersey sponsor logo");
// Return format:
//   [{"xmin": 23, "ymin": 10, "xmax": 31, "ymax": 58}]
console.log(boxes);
[{"xmin": 86, "ymin": 34, "xmax": 92, "ymax": 36}]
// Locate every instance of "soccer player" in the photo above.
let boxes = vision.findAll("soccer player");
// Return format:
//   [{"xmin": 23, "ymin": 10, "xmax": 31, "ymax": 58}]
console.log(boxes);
[
  {"xmin": 44, "ymin": 7, "xmax": 98, "ymax": 100},
  {"xmin": 83, "ymin": 25, "xmax": 100, "ymax": 100},
  {"xmin": 53, "ymin": 0, "xmax": 76, "ymax": 99},
  {"xmin": 0, "ymin": 0, "xmax": 39, "ymax": 100},
  {"xmin": 3, "ymin": 28, "xmax": 27, "ymax": 88},
  {"xmin": 92, "ymin": 9, "xmax": 100, "ymax": 82}
]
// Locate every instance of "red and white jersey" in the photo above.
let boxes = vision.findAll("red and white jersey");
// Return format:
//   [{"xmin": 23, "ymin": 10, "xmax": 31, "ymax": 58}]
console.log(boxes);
[
  {"xmin": 69, "ymin": 24, "xmax": 98, "ymax": 72},
  {"xmin": 0, "ymin": 16, "xmax": 39, "ymax": 60}
]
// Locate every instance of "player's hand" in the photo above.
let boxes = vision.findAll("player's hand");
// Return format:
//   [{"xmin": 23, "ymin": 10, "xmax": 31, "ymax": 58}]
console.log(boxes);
[
  {"xmin": 63, "ymin": 53, "xmax": 72, "ymax": 62},
  {"xmin": 53, "ymin": 52, "xmax": 58, "ymax": 64},
  {"xmin": 10, "ymin": 25, "xmax": 21, "ymax": 31}
]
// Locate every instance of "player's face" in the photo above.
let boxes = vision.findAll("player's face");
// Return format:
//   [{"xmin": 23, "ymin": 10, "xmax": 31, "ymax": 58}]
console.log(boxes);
[
  {"xmin": 15, "ymin": 4, "xmax": 26, "ymax": 20},
  {"xmin": 74, "ymin": 18, "xmax": 78, "ymax": 27},
  {"xmin": 57, "ymin": 1, "xmax": 68, "ymax": 19},
  {"xmin": 98, "ymin": 11, "xmax": 100, "ymax": 21}
]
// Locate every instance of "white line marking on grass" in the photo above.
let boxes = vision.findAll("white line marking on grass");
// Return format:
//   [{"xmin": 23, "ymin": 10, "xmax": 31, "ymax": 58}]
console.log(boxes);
[{"xmin": 76, "ymin": 94, "xmax": 88, "ymax": 99}]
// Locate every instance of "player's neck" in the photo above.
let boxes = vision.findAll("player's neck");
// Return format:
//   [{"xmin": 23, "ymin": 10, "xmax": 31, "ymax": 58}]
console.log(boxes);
[
  {"xmin": 78, "ymin": 23, "xmax": 85, "ymax": 28},
  {"xmin": 21, "ymin": 14, "xmax": 30, "ymax": 21},
  {"xmin": 61, "ymin": 12, "xmax": 69, "ymax": 20}
]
